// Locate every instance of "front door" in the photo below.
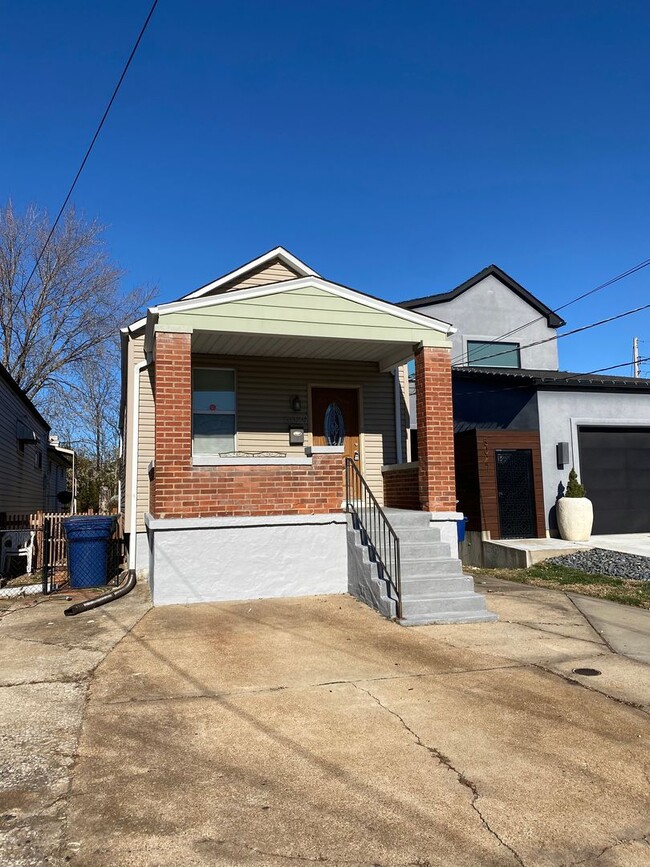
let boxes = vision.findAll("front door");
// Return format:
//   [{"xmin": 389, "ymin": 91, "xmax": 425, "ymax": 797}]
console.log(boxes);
[
  {"xmin": 495, "ymin": 449, "xmax": 536, "ymax": 538},
  {"xmin": 311, "ymin": 387, "xmax": 360, "ymax": 465}
]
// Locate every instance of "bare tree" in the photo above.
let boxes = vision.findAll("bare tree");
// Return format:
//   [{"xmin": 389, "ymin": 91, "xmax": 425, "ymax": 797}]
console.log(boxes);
[{"xmin": 0, "ymin": 201, "xmax": 153, "ymax": 400}]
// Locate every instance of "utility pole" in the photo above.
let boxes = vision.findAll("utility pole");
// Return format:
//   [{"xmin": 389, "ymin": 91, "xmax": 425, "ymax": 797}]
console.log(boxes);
[{"xmin": 633, "ymin": 336, "xmax": 640, "ymax": 379}]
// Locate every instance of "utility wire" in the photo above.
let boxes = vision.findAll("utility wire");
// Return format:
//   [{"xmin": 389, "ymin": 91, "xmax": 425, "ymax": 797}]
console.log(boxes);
[
  {"xmin": 452, "ymin": 301, "xmax": 650, "ymax": 367},
  {"xmin": 439, "ymin": 356, "xmax": 650, "ymax": 399},
  {"xmin": 18, "ymin": 0, "xmax": 159, "ymax": 300},
  {"xmin": 451, "ymin": 256, "xmax": 650, "ymax": 365}
]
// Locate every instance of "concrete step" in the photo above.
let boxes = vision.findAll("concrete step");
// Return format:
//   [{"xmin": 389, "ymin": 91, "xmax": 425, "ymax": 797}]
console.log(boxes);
[
  {"xmin": 400, "ymin": 575, "xmax": 474, "ymax": 597},
  {"xmin": 384, "ymin": 509, "xmax": 433, "ymax": 530},
  {"xmin": 400, "ymin": 592, "xmax": 492, "ymax": 618},
  {"xmin": 401, "ymin": 557, "xmax": 464, "ymax": 578},
  {"xmin": 399, "ymin": 542, "xmax": 450, "ymax": 560},
  {"xmin": 400, "ymin": 609, "xmax": 498, "ymax": 626}
]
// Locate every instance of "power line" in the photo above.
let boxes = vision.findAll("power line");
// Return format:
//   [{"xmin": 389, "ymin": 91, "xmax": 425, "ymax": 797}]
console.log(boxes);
[
  {"xmin": 451, "ymin": 256, "xmax": 650, "ymax": 365},
  {"xmin": 18, "ymin": 0, "xmax": 159, "ymax": 300},
  {"xmin": 453, "ymin": 301, "xmax": 650, "ymax": 367},
  {"xmin": 443, "ymin": 356, "xmax": 650, "ymax": 399}
]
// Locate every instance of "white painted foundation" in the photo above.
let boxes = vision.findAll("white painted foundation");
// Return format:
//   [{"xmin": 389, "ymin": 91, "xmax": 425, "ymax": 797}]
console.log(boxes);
[
  {"xmin": 429, "ymin": 511, "xmax": 463, "ymax": 559},
  {"xmin": 145, "ymin": 513, "xmax": 348, "ymax": 606}
]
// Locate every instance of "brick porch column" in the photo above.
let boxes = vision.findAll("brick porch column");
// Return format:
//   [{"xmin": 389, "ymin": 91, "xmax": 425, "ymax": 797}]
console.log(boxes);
[
  {"xmin": 153, "ymin": 330, "xmax": 192, "ymax": 518},
  {"xmin": 414, "ymin": 346, "xmax": 457, "ymax": 512}
]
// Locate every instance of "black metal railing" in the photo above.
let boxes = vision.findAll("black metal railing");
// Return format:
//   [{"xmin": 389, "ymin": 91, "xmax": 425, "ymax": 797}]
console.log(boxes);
[{"xmin": 345, "ymin": 457, "xmax": 402, "ymax": 619}]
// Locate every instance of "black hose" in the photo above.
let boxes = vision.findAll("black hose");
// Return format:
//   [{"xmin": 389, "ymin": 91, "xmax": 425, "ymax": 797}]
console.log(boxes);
[{"xmin": 64, "ymin": 569, "xmax": 137, "ymax": 617}]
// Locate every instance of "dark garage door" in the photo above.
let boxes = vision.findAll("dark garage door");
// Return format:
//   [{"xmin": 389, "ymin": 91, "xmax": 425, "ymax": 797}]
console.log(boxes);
[{"xmin": 578, "ymin": 426, "xmax": 650, "ymax": 534}]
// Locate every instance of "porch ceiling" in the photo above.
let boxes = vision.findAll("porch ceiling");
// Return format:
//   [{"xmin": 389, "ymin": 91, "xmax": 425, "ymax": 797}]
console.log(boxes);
[{"xmin": 191, "ymin": 329, "xmax": 416, "ymax": 368}]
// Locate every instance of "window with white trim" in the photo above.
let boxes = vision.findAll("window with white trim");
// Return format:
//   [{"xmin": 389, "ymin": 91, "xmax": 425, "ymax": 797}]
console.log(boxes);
[
  {"xmin": 192, "ymin": 368, "xmax": 236, "ymax": 454},
  {"xmin": 467, "ymin": 340, "xmax": 520, "ymax": 368}
]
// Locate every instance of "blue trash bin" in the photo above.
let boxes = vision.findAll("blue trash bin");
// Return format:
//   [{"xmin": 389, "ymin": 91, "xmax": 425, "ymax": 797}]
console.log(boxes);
[
  {"xmin": 63, "ymin": 516, "xmax": 116, "ymax": 588},
  {"xmin": 456, "ymin": 516, "xmax": 469, "ymax": 543}
]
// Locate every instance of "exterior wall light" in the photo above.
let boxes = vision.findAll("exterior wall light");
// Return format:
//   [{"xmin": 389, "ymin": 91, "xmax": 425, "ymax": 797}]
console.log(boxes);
[
  {"xmin": 556, "ymin": 441, "xmax": 569, "ymax": 469},
  {"xmin": 291, "ymin": 396, "xmax": 302, "ymax": 412}
]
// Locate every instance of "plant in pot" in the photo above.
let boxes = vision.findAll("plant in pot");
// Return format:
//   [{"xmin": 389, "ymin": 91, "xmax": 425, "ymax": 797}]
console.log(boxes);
[{"xmin": 556, "ymin": 468, "xmax": 593, "ymax": 542}]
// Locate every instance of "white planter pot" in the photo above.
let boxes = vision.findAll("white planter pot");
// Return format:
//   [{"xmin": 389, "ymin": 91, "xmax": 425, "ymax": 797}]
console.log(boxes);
[{"xmin": 556, "ymin": 497, "xmax": 593, "ymax": 542}]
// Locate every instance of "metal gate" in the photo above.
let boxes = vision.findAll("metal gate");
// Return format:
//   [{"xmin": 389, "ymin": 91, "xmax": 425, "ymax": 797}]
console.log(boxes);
[{"xmin": 495, "ymin": 449, "xmax": 536, "ymax": 539}]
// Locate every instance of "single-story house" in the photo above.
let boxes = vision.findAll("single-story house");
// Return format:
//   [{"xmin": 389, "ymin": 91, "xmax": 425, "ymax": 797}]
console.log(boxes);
[{"xmin": 120, "ymin": 247, "xmax": 494, "ymax": 624}]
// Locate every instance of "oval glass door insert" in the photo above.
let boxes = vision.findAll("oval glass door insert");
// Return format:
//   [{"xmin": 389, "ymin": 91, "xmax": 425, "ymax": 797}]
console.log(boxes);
[{"xmin": 324, "ymin": 402, "xmax": 345, "ymax": 446}]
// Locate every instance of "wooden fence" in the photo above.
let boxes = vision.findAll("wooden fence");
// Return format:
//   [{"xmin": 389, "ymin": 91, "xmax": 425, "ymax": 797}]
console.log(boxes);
[{"xmin": 0, "ymin": 511, "xmax": 123, "ymax": 571}]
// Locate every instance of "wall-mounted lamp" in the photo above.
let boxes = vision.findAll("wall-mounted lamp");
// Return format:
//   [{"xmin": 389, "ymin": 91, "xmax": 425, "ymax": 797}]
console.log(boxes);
[
  {"xmin": 291, "ymin": 395, "xmax": 302, "ymax": 412},
  {"xmin": 556, "ymin": 441, "xmax": 569, "ymax": 469}
]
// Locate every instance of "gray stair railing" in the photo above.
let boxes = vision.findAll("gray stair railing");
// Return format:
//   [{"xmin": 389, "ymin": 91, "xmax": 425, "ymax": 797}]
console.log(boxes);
[{"xmin": 345, "ymin": 457, "xmax": 402, "ymax": 619}]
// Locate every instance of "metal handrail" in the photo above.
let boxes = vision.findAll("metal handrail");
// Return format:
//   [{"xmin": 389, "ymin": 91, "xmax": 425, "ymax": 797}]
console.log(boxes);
[{"xmin": 345, "ymin": 457, "xmax": 402, "ymax": 619}]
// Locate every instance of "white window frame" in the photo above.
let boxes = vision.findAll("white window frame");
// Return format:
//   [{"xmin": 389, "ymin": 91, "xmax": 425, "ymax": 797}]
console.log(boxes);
[{"xmin": 191, "ymin": 366, "xmax": 237, "ymax": 456}]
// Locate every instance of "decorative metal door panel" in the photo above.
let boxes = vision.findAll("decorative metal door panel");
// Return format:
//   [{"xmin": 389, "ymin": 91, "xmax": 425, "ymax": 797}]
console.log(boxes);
[
  {"xmin": 311, "ymin": 387, "xmax": 360, "ymax": 464},
  {"xmin": 495, "ymin": 449, "xmax": 536, "ymax": 539}
]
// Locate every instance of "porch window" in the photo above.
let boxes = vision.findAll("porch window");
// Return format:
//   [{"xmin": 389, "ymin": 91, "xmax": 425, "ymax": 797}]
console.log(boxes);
[
  {"xmin": 192, "ymin": 368, "xmax": 236, "ymax": 454},
  {"xmin": 467, "ymin": 340, "xmax": 520, "ymax": 368}
]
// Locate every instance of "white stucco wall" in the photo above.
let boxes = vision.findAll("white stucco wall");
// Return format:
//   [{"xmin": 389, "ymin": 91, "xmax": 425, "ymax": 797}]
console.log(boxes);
[
  {"xmin": 537, "ymin": 390, "xmax": 650, "ymax": 530},
  {"xmin": 414, "ymin": 275, "xmax": 559, "ymax": 371},
  {"xmin": 146, "ymin": 513, "xmax": 348, "ymax": 605}
]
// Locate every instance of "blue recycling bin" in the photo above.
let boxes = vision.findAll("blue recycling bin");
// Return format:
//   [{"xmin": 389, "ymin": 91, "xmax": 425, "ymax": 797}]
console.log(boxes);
[
  {"xmin": 456, "ymin": 516, "xmax": 469, "ymax": 543},
  {"xmin": 63, "ymin": 516, "xmax": 116, "ymax": 588}
]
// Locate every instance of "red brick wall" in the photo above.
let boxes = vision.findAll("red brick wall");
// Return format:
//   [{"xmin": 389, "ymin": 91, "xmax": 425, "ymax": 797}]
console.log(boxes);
[
  {"xmin": 152, "ymin": 330, "xmax": 344, "ymax": 518},
  {"xmin": 382, "ymin": 465, "xmax": 419, "ymax": 510},
  {"xmin": 414, "ymin": 346, "xmax": 457, "ymax": 512}
]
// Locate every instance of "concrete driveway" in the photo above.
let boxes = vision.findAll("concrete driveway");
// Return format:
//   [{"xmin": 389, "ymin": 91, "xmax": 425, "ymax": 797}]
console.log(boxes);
[{"xmin": 2, "ymin": 582, "xmax": 650, "ymax": 866}]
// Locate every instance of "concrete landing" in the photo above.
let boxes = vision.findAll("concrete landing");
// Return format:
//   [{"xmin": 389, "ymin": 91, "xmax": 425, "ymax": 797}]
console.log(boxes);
[{"xmin": 480, "ymin": 533, "xmax": 650, "ymax": 568}]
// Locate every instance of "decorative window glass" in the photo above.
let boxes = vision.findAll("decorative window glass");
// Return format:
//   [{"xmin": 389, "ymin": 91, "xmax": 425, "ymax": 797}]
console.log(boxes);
[
  {"xmin": 192, "ymin": 368, "xmax": 236, "ymax": 454},
  {"xmin": 324, "ymin": 402, "xmax": 345, "ymax": 446},
  {"xmin": 467, "ymin": 340, "xmax": 521, "ymax": 368}
]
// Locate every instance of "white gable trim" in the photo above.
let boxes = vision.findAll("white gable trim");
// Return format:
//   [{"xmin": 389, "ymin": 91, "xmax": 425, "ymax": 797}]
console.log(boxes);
[
  {"xmin": 181, "ymin": 246, "xmax": 319, "ymax": 300},
  {"xmin": 153, "ymin": 276, "xmax": 455, "ymax": 336}
]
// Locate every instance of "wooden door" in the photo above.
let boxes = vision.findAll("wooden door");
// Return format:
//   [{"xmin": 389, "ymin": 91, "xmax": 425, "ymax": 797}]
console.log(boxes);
[{"xmin": 311, "ymin": 388, "xmax": 360, "ymax": 464}]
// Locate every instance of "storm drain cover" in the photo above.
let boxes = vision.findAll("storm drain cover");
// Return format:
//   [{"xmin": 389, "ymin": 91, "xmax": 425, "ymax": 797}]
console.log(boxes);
[{"xmin": 572, "ymin": 668, "xmax": 602, "ymax": 676}]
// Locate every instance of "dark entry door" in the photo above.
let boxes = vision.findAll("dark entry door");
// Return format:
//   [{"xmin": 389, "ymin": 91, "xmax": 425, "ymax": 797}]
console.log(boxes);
[
  {"xmin": 495, "ymin": 449, "xmax": 536, "ymax": 538},
  {"xmin": 578, "ymin": 426, "xmax": 650, "ymax": 534},
  {"xmin": 311, "ymin": 388, "xmax": 360, "ymax": 465}
]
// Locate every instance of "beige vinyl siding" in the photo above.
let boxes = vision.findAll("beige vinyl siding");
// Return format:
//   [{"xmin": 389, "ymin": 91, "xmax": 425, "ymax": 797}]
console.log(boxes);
[
  {"xmin": 227, "ymin": 260, "xmax": 300, "ymax": 291},
  {"xmin": 0, "ymin": 379, "xmax": 48, "ymax": 514},
  {"xmin": 162, "ymin": 286, "xmax": 450, "ymax": 348},
  {"xmin": 192, "ymin": 354, "xmax": 395, "ymax": 503}
]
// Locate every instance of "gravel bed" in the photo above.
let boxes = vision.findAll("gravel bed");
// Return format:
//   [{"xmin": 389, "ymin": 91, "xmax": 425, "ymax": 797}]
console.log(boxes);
[{"xmin": 545, "ymin": 548, "xmax": 650, "ymax": 582}]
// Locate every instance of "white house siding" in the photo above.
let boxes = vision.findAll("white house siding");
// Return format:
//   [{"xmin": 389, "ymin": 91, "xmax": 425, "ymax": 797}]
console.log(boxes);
[
  {"xmin": 414, "ymin": 275, "xmax": 559, "ymax": 371},
  {"xmin": 0, "ymin": 376, "xmax": 48, "ymax": 514}
]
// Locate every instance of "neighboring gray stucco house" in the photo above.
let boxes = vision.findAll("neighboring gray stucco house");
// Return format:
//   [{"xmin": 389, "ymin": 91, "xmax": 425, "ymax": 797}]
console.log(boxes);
[
  {"xmin": 400, "ymin": 264, "xmax": 565, "ymax": 372},
  {"xmin": 401, "ymin": 265, "xmax": 650, "ymax": 543}
]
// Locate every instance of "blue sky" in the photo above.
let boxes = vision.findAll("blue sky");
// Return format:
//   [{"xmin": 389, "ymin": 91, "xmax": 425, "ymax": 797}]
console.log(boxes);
[{"xmin": 2, "ymin": 1, "xmax": 650, "ymax": 374}]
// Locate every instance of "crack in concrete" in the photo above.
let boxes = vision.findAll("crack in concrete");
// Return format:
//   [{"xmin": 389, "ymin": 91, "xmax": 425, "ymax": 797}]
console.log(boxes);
[
  {"xmin": 565, "ymin": 595, "xmax": 618, "ymax": 656},
  {"xmin": 567, "ymin": 833, "xmax": 650, "ymax": 865},
  {"xmin": 95, "ymin": 664, "xmax": 525, "ymax": 706},
  {"xmin": 529, "ymin": 663, "xmax": 650, "ymax": 716},
  {"xmin": 352, "ymin": 683, "xmax": 525, "ymax": 867},
  {"xmin": 500, "ymin": 619, "xmax": 606, "ymax": 646}
]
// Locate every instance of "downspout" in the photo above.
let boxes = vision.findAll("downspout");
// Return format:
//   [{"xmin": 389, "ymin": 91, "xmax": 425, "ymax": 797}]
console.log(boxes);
[
  {"xmin": 128, "ymin": 359, "xmax": 149, "ymax": 571},
  {"xmin": 393, "ymin": 368, "xmax": 403, "ymax": 464}
]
